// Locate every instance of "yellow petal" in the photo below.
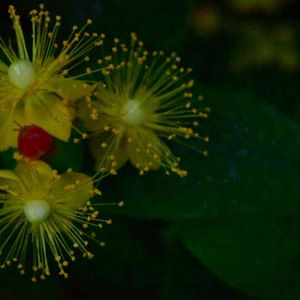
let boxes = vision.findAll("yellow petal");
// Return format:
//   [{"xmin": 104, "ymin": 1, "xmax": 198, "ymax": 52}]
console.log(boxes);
[
  {"xmin": 0, "ymin": 86, "xmax": 23, "ymax": 109},
  {"xmin": 0, "ymin": 111, "xmax": 18, "ymax": 150},
  {"xmin": 126, "ymin": 128, "xmax": 163, "ymax": 171},
  {"xmin": 15, "ymin": 160, "xmax": 54, "ymax": 200},
  {"xmin": 0, "ymin": 102, "xmax": 26, "ymax": 151},
  {"xmin": 24, "ymin": 92, "xmax": 74, "ymax": 141},
  {"xmin": 51, "ymin": 171, "xmax": 93, "ymax": 208},
  {"xmin": 0, "ymin": 169, "xmax": 21, "ymax": 194},
  {"xmin": 46, "ymin": 78, "xmax": 93, "ymax": 102},
  {"xmin": 78, "ymin": 102, "xmax": 110, "ymax": 132},
  {"xmin": 0, "ymin": 170, "xmax": 19, "ymax": 181},
  {"xmin": 90, "ymin": 132, "xmax": 128, "ymax": 173}
]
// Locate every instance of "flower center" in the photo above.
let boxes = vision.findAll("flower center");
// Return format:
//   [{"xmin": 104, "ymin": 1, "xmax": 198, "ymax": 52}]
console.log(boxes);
[
  {"xmin": 121, "ymin": 99, "xmax": 145, "ymax": 126},
  {"xmin": 8, "ymin": 60, "xmax": 36, "ymax": 89},
  {"xmin": 24, "ymin": 200, "xmax": 51, "ymax": 224}
]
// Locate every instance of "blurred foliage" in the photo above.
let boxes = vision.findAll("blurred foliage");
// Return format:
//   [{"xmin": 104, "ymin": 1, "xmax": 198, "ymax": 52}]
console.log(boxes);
[
  {"xmin": 228, "ymin": 0, "xmax": 284, "ymax": 14},
  {"xmin": 191, "ymin": 2, "xmax": 299, "ymax": 72},
  {"xmin": 0, "ymin": 0, "xmax": 300, "ymax": 299},
  {"xmin": 232, "ymin": 24, "xmax": 299, "ymax": 71}
]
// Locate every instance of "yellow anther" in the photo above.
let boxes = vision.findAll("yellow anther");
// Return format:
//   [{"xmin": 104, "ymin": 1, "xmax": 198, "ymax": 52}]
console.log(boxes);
[
  {"xmin": 63, "ymin": 261, "xmax": 68, "ymax": 267},
  {"xmin": 110, "ymin": 169, "xmax": 117, "ymax": 175},
  {"xmin": 93, "ymin": 188, "xmax": 102, "ymax": 196}
]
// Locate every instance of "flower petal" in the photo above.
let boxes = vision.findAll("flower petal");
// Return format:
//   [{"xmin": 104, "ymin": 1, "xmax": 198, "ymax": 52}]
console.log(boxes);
[
  {"xmin": 50, "ymin": 171, "xmax": 93, "ymax": 208},
  {"xmin": 45, "ymin": 78, "xmax": 92, "ymax": 102},
  {"xmin": 24, "ymin": 92, "xmax": 74, "ymax": 141},
  {"xmin": 0, "ymin": 169, "xmax": 21, "ymax": 194},
  {"xmin": 126, "ymin": 128, "xmax": 165, "ymax": 171},
  {"xmin": 90, "ymin": 131, "xmax": 128, "ymax": 173},
  {"xmin": 77, "ymin": 102, "xmax": 109, "ymax": 132},
  {"xmin": 15, "ymin": 160, "xmax": 54, "ymax": 200},
  {"xmin": 0, "ymin": 110, "xmax": 18, "ymax": 150},
  {"xmin": 0, "ymin": 101, "xmax": 26, "ymax": 150}
]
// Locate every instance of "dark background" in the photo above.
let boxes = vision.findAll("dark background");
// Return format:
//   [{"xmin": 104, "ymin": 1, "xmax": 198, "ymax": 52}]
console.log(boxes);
[{"xmin": 0, "ymin": 0, "xmax": 300, "ymax": 299}]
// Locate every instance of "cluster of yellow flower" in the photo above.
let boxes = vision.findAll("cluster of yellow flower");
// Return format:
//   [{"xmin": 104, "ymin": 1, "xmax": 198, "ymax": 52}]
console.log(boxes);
[{"xmin": 0, "ymin": 4, "xmax": 207, "ymax": 281}]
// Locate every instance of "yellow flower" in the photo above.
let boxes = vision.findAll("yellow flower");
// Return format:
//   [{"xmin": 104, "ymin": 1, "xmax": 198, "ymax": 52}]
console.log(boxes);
[
  {"xmin": 79, "ymin": 33, "xmax": 209, "ymax": 177},
  {"xmin": 0, "ymin": 160, "xmax": 109, "ymax": 281},
  {"xmin": 0, "ymin": 4, "xmax": 104, "ymax": 151}
]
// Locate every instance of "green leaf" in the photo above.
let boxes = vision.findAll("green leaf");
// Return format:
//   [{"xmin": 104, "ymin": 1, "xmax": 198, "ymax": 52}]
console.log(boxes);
[
  {"xmin": 165, "ymin": 217, "xmax": 300, "ymax": 299},
  {"xmin": 102, "ymin": 89, "xmax": 300, "ymax": 298},
  {"xmin": 104, "ymin": 89, "xmax": 300, "ymax": 219},
  {"xmin": 0, "ymin": 148, "xmax": 17, "ymax": 169},
  {"xmin": 45, "ymin": 139, "xmax": 85, "ymax": 173},
  {"xmin": 65, "ymin": 217, "xmax": 247, "ymax": 299}
]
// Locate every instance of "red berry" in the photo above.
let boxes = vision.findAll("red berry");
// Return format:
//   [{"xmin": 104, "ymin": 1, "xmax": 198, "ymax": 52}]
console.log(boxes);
[{"xmin": 18, "ymin": 125, "xmax": 53, "ymax": 159}]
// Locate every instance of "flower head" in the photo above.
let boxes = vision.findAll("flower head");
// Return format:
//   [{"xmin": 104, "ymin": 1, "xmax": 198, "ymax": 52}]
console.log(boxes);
[
  {"xmin": 0, "ymin": 160, "xmax": 109, "ymax": 281},
  {"xmin": 80, "ymin": 33, "xmax": 209, "ymax": 176},
  {"xmin": 0, "ymin": 4, "xmax": 104, "ymax": 151}
]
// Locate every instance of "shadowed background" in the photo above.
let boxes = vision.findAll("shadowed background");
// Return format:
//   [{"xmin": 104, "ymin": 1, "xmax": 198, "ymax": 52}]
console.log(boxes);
[{"xmin": 0, "ymin": 0, "xmax": 300, "ymax": 299}]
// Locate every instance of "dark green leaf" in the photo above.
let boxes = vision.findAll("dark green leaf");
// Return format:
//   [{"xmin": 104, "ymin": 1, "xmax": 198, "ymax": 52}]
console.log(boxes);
[
  {"xmin": 102, "ymin": 89, "xmax": 300, "ymax": 298},
  {"xmin": 104, "ymin": 89, "xmax": 300, "ymax": 219},
  {"xmin": 46, "ymin": 139, "xmax": 85, "ymax": 172},
  {"xmin": 165, "ymin": 216, "xmax": 300, "ymax": 299}
]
